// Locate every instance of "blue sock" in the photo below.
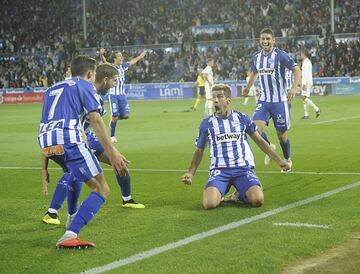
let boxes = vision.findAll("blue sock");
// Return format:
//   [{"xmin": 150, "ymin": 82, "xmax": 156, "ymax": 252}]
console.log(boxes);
[
  {"xmin": 280, "ymin": 139, "xmax": 291, "ymax": 160},
  {"xmin": 67, "ymin": 175, "xmax": 83, "ymax": 215},
  {"xmin": 261, "ymin": 132, "xmax": 271, "ymax": 145},
  {"xmin": 67, "ymin": 192, "xmax": 105, "ymax": 235},
  {"xmin": 49, "ymin": 173, "xmax": 71, "ymax": 210},
  {"xmin": 110, "ymin": 121, "xmax": 117, "ymax": 137},
  {"xmin": 116, "ymin": 175, "xmax": 131, "ymax": 198}
]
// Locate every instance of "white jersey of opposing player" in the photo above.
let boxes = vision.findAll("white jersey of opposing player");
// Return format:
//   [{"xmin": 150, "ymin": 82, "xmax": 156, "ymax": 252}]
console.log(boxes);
[
  {"xmin": 202, "ymin": 65, "xmax": 214, "ymax": 99},
  {"xmin": 301, "ymin": 57, "xmax": 313, "ymax": 86},
  {"xmin": 246, "ymin": 76, "xmax": 257, "ymax": 96}
]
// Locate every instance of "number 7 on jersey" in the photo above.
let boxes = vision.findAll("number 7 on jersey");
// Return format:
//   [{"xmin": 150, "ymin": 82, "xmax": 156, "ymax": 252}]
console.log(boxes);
[{"xmin": 48, "ymin": 88, "xmax": 64, "ymax": 120}]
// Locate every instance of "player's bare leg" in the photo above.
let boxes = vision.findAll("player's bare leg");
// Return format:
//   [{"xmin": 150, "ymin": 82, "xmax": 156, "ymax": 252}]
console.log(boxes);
[
  {"xmin": 203, "ymin": 187, "xmax": 222, "ymax": 209},
  {"xmin": 245, "ymin": 185, "xmax": 264, "ymax": 207}
]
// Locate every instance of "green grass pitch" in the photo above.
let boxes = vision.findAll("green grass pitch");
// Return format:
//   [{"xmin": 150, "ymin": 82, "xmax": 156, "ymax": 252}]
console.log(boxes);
[{"xmin": 0, "ymin": 95, "xmax": 360, "ymax": 273}]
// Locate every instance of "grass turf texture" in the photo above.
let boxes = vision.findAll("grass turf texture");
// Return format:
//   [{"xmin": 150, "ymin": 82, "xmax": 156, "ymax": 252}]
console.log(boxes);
[{"xmin": 0, "ymin": 95, "xmax": 360, "ymax": 273}]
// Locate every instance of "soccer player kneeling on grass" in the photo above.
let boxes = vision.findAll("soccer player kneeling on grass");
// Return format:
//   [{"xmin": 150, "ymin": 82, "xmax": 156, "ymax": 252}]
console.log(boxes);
[{"xmin": 181, "ymin": 84, "xmax": 291, "ymax": 209}]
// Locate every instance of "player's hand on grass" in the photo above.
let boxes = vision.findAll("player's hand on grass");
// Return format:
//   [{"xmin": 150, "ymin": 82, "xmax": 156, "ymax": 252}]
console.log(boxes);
[
  {"xmin": 109, "ymin": 149, "xmax": 130, "ymax": 176},
  {"xmin": 41, "ymin": 169, "xmax": 50, "ymax": 195},
  {"xmin": 181, "ymin": 173, "xmax": 193, "ymax": 185}
]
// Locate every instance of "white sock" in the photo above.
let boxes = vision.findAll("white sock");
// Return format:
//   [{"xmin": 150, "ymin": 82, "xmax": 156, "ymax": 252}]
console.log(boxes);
[
  {"xmin": 303, "ymin": 101, "xmax": 309, "ymax": 116},
  {"xmin": 122, "ymin": 195, "xmax": 132, "ymax": 201},
  {"xmin": 205, "ymin": 100, "xmax": 214, "ymax": 115},
  {"xmin": 48, "ymin": 208, "xmax": 58, "ymax": 214},
  {"xmin": 65, "ymin": 230, "xmax": 77, "ymax": 238},
  {"xmin": 307, "ymin": 98, "xmax": 319, "ymax": 112}
]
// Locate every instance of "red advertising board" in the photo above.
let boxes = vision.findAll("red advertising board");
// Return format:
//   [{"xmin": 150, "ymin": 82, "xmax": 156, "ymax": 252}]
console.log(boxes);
[{"xmin": 0, "ymin": 93, "xmax": 44, "ymax": 104}]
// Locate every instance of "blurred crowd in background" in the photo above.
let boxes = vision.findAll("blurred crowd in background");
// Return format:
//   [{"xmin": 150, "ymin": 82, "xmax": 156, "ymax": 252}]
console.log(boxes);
[{"xmin": 0, "ymin": 0, "xmax": 359, "ymax": 88}]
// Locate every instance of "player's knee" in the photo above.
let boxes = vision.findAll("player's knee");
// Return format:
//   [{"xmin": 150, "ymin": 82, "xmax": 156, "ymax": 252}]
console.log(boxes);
[
  {"xmin": 248, "ymin": 194, "xmax": 264, "ymax": 208},
  {"xmin": 202, "ymin": 199, "xmax": 219, "ymax": 210},
  {"xmin": 246, "ymin": 186, "xmax": 264, "ymax": 207}
]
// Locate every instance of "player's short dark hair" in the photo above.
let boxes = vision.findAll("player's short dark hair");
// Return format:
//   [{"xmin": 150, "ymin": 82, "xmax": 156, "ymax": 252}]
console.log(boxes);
[
  {"xmin": 301, "ymin": 48, "xmax": 310, "ymax": 58},
  {"xmin": 207, "ymin": 57, "xmax": 214, "ymax": 64},
  {"xmin": 260, "ymin": 27, "xmax": 275, "ymax": 38},
  {"xmin": 110, "ymin": 51, "xmax": 122, "ymax": 62},
  {"xmin": 96, "ymin": 64, "xmax": 119, "ymax": 82},
  {"xmin": 212, "ymin": 84, "xmax": 231, "ymax": 98},
  {"xmin": 71, "ymin": 55, "xmax": 96, "ymax": 77}
]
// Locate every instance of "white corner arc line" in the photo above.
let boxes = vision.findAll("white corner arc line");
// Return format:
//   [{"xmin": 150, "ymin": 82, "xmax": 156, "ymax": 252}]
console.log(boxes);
[
  {"xmin": 0, "ymin": 166, "xmax": 359, "ymax": 176},
  {"xmin": 80, "ymin": 181, "xmax": 360, "ymax": 274},
  {"xmin": 312, "ymin": 116, "xmax": 360, "ymax": 125},
  {"xmin": 273, "ymin": 222, "xmax": 331, "ymax": 229}
]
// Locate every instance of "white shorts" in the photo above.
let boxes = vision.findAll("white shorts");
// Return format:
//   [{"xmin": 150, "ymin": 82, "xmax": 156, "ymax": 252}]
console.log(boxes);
[
  {"xmin": 301, "ymin": 84, "xmax": 312, "ymax": 97},
  {"xmin": 205, "ymin": 86, "xmax": 212, "ymax": 100},
  {"xmin": 248, "ymin": 86, "xmax": 257, "ymax": 97}
]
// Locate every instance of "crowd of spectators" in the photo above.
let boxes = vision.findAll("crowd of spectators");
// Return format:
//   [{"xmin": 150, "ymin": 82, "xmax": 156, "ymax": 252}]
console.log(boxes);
[{"xmin": 0, "ymin": 0, "xmax": 359, "ymax": 88}]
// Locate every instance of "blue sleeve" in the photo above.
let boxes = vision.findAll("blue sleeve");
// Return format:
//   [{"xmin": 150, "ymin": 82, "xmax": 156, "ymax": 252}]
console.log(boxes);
[
  {"xmin": 122, "ymin": 62, "xmax": 130, "ymax": 71},
  {"xmin": 195, "ymin": 119, "xmax": 208, "ymax": 149},
  {"xmin": 78, "ymin": 81, "xmax": 102, "ymax": 114},
  {"xmin": 278, "ymin": 50, "xmax": 297, "ymax": 70},
  {"xmin": 250, "ymin": 52, "xmax": 258, "ymax": 73},
  {"xmin": 243, "ymin": 114, "xmax": 257, "ymax": 135}
]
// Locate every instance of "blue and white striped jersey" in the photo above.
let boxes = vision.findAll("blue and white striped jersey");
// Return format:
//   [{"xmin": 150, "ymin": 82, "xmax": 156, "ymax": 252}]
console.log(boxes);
[
  {"xmin": 38, "ymin": 78, "xmax": 102, "ymax": 148},
  {"xmin": 108, "ymin": 62, "xmax": 130, "ymax": 95},
  {"xmin": 251, "ymin": 47, "xmax": 296, "ymax": 103},
  {"xmin": 196, "ymin": 110, "xmax": 257, "ymax": 170},
  {"xmin": 83, "ymin": 96, "xmax": 106, "ymax": 133}
]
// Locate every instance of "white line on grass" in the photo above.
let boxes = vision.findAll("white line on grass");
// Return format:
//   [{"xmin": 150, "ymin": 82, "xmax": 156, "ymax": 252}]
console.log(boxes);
[
  {"xmin": 0, "ymin": 166, "xmax": 360, "ymax": 176},
  {"xmin": 312, "ymin": 116, "xmax": 360, "ymax": 125},
  {"xmin": 273, "ymin": 222, "xmax": 331, "ymax": 229},
  {"xmin": 80, "ymin": 180, "xmax": 360, "ymax": 274}
]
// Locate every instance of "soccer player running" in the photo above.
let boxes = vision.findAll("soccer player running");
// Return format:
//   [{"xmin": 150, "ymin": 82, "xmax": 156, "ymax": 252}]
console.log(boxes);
[
  {"xmin": 181, "ymin": 84, "xmax": 290, "ymax": 209},
  {"xmin": 99, "ymin": 48, "xmax": 146, "ymax": 143},
  {"xmin": 38, "ymin": 56, "xmax": 129, "ymax": 249},
  {"xmin": 41, "ymin": 64, "xmax": 144, "ymax": 227},
  {"xmin": 202, "ymin": 58, "xmax": 215, "ymax": 116},
  {"xmin": 243, "ymin": 27, "xmax": 301, "ymax": 172},
  {"xmin": 300, "ymin": 48, "xmax": 321, "ymax": 119}
]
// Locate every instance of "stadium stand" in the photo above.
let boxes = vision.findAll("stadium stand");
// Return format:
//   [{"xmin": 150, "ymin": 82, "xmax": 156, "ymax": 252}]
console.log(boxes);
[{"xmin": 0, "ymin": 0, "xmax": 359, "ymax": 88}]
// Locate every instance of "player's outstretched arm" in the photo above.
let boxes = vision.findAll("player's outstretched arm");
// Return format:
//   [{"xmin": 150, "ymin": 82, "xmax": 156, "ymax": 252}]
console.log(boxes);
[
  {"xmin": 250, "ymin": 131, "xmax": 291, "ymax": 171},
  {"xmin": 181, "ymin": 148, "xmax": 204, "ymax": 185},
  {"xmin": 41, "ymin": 155, "xmax": 50, "ymax": 195},
  {"xmin": 129, "ymin": 51, "xmax": 147, "ymax": 66},
  {"xmin": 87, "ymin": 111, "xmax": 129, "ymax": 176},
  {"xmin": 99, "ymin": 48, "xmax": 108, "ymax": 64},
  {"xmin": 243, "ymin": 71, "xmax": 257, "ymax": 96}
]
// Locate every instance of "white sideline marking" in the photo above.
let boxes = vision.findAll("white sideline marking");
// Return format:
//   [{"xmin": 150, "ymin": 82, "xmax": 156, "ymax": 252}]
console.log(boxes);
[
  {"xmin": 273, "ymin": 222, "xmax": 331, "ymax": 229},
  {"xmin": 0, "ymin": 166, "xmax": 359, "ymax": 176},
  {"xmin": 80, "ymin": 181, "xmax": 360, "ymax": 274},
  {"xmin": 312, "ymin": 116, "xmax": 360, "ymax": 125}
]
